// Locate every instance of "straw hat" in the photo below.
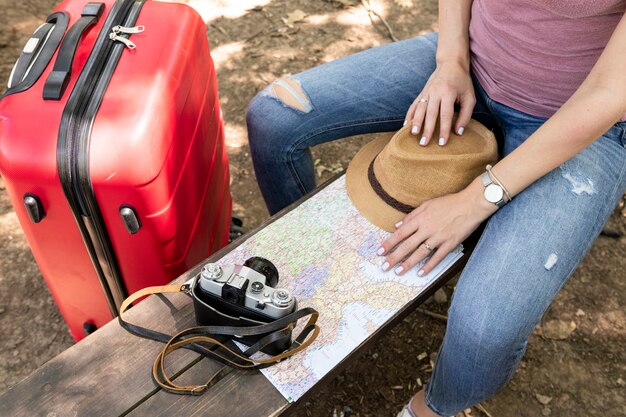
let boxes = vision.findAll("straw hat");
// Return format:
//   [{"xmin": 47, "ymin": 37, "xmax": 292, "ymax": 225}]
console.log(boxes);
[{"xmin": 346, "ymin": 119, "xmax": 498, "ymax": 232}]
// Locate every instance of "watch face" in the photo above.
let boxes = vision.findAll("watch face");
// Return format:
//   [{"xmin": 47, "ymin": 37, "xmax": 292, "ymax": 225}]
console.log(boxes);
[{"xmin": 484, "ymin": 184, "xmax": 504, "ymax": 203}]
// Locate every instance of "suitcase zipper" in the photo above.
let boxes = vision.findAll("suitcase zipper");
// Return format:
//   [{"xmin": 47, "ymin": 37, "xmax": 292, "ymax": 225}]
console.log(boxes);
[
  {"xmin": 112, "ymin": 24, "xmax": 145, "ymax": 34},
  {"xmin": 109, "ymin": 33, "xmax": 136, "ymax": 49},
  {"xmin": 57, "ymin": 0, "xmax": 147, "ymax": 318},
  {"xmin": 109, "ymin": 25, "xmax": 145, "ymax": 49}
]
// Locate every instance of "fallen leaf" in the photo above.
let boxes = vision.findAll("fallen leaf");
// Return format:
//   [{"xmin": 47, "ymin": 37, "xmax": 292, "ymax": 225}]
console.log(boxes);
[
  {"xmin": 541, "ymin": 319, "xmax": 576, "ymax": 340},
  {"xmin": 282, "ymin": 10, "xmax": 307, "ymax": 28},
  {"xmin": 314, "ymin": 160, "xmax": 344, "ymax": 178},
  {"xmin": 433, "ymin": 288, "xmax": 448, "ymax": 304},
  {"xmin": 417, "ymin": 352, "xmax": 428, "ymax": 361},
  {"xmin": 575, "ymin": 308, "xmax": 585, "ymax": 316},
  {"xmin": 390, "ymin": 385, "xmax": 403, "ymax": 390},
  {"xmin": 394, "ymin": 0, "xmax": 414, "ymax": 7},
  {"xmin": 536, "ymin": 394, "xmax": 553, "ymax": 405}
]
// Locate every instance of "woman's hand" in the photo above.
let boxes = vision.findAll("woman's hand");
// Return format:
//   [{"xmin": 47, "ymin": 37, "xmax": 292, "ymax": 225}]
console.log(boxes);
[
  {"xmin": 378, "ymin": 178, "xmax": 497, "ymax": 276},
  {"xmin": 405, "ymin": 60, "xmax": 476, "ymax": 147}
]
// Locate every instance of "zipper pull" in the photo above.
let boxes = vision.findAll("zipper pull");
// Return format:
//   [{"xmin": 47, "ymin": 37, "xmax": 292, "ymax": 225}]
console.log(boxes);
[
  {"xmin": 109, "ymin": 26, "xmax": 144, "ymax": 49},
  {"xmin": 109, "ymin": 32, "xmax": 136, "ymax": 49},
  {"xmin": 112, "ymin": 25, "xmax": 145, "ymax": 35}
]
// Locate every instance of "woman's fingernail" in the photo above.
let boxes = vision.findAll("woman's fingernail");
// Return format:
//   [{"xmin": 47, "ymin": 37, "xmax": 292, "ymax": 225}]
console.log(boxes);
[
  {"xmin": 403, "ymin": 120, "xmax": 408, "ymax": 126},
  {"xmin": 376, "ymin": 247, "xmax": 385, "ymax": 256},
  {"xmin": 411, "ymin": 126, "xmax": 418, "ymax": 135},
  {"xmin": 395, "ymin": 221, "xmax": 403, "ymax": 228},
  {"xmin": 382, "ymin": 262, "xmax": 390, "ymax": 271},
  {"xmin": 419, "ymin": 136, "xmax": 427, "ymax": 146},
  {"xmin": 438, "ymin": 137, "xmax": 445, "ymax": 146},
  {"xmin": 417, "ymin": 269, "xmax": 425, "ymax": 276},
  {"xmin": 457, "ymin": 127, "xmax": 465, "ymax": 136},
  {"xmin": 395, "ymin": 266, "xmax": 404, "ymax": 275}
]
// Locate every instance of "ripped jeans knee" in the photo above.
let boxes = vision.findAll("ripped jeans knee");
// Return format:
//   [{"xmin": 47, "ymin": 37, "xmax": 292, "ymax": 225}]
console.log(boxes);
[{"xmin": 261, "ymin": 76, "xmax": 313, "ymax": 114}]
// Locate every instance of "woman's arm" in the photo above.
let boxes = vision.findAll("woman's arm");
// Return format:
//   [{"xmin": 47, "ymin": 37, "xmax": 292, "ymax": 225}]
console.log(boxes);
[
  {"xmin": 405, "ymin": 0, "xmax": 474, "ymax": 145},
  {"xmin": 382, "ymin": 12, "xmax": 626, "ymax": 276},
  {"xmin": 490, "ymin": 12, "xmax": 626, "ymax": 197},
  {"xmin": 436, "ymin": 0, "xmax": 472, "ymax": 69}
]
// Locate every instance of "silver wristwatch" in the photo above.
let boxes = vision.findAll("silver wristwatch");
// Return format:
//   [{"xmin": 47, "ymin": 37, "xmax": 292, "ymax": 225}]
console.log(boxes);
[{"xmin": 480, "ymin": 171, "xmax": 506, "ymax": 208}]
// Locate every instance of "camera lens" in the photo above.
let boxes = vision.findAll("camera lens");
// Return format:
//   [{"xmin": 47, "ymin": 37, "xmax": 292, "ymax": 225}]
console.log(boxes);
[{"xmin": 244, "ymin": 257, "xmax": 279, "ymax": 287}]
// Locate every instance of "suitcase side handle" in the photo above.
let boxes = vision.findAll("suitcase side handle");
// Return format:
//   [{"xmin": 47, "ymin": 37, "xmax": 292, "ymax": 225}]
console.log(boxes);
[
  {"xmin": 1, "ymin": 12, "xmax": 69, "ymax": 99},
  {"xmin": 43, "ymin": 3, "xmax": 105, "ymax": 101}
]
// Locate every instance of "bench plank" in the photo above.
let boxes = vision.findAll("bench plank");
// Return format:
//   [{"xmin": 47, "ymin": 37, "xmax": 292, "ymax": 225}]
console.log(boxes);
[{"xmin": 128, "ymin": 359, "xmax": 288, "ymax": 417}]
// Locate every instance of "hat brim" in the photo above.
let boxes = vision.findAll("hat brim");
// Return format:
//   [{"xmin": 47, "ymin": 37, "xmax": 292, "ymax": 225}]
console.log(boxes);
[{"xmin": 346, "ymin": 132, "xmax": 405, "ymax": 233}]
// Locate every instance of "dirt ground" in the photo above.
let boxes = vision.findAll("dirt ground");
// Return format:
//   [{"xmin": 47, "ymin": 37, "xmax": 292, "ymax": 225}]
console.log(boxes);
[{"xmin": 1, "ymin": 1, "xmax": 625, "ymax": 416}]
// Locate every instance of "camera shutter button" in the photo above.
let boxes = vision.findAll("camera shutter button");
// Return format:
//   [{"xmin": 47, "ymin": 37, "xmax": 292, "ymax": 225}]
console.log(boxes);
[{"xmin": 251, "ymin": 281, "xmax": 264, "ymax": 293}]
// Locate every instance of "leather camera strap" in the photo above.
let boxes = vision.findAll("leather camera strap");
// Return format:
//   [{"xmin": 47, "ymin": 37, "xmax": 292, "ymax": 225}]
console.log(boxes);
[{"xmin": 118, "ymin": 284, "xmax": 320, "ymax": 395}]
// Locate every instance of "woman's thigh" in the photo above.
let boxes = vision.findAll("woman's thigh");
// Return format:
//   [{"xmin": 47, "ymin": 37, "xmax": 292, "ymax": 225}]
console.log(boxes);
[{"xmin": 447, "ymin": 121, "xmax": 626, "ymax": 353}]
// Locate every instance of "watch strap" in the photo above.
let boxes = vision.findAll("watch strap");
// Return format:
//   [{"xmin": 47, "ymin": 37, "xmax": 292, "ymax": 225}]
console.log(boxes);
[{"xmin": 480, "ymin": 171, "xmax": 492, "ymax": 187}]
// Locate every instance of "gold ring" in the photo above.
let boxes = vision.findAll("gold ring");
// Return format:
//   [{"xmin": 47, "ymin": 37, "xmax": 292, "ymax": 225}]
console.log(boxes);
[{"xmin": 423, "ymin": 242, "xmax": 433, "ymax": 251}]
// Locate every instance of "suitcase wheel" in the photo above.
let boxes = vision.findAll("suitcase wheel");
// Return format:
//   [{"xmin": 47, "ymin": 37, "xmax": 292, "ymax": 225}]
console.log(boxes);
[{"xmin": 229, "ymin": 217, "xmax": 245, "ymax": 243}]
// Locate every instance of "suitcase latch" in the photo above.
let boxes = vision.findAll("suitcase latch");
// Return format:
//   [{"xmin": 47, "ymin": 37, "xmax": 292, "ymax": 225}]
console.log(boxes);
[
  {"xmin": 120, "ymin": 205, "xmax": 141, "ymax": 234},
  {"xmin": 24, "ymin": 194, "xmax": 46, "ymax": 224}
]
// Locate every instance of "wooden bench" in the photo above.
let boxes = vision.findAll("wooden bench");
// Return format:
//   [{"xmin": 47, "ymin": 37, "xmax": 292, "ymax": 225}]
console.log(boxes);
[{"xmin": 0, "ymin": 175, "xmax": 478, "ymax": 417}]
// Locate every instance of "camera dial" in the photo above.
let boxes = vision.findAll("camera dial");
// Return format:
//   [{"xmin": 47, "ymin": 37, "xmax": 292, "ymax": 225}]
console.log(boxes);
[
  {"xmin": 271, "ymin": 289, "xmax": 293, "ymax": 307},
  {"xmin": 202, "ymin": 263, "xmax": 223, "ymax": 280}
]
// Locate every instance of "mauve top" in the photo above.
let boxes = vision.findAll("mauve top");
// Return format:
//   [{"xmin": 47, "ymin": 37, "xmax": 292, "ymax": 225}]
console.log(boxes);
[{"xmin": 469, "ymin": 0, "xmax": 626, "ymax": 120}]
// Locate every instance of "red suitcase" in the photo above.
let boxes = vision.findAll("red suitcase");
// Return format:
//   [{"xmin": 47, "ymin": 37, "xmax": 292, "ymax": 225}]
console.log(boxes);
[{"xmin": 0, "ymin": 0, "xmax": 231, "ymax": 341}]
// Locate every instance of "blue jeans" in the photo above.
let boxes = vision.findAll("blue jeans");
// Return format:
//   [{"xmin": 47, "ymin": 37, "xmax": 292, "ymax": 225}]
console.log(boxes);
[{"xmin": 246, "ymin": 33, "xmax": 626, "ymax": 416}]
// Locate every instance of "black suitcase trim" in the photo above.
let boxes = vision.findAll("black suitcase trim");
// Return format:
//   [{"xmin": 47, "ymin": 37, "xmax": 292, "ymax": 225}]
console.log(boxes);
[{"xmin": 57, "ymin": 0, "xmax": 147, "ymax": 319}]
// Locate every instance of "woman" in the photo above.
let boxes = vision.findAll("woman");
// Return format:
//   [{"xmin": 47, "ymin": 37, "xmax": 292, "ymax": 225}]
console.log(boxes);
[{"xmin": 246, "ymin": 1, "xmax": 626, "ymax": 416}]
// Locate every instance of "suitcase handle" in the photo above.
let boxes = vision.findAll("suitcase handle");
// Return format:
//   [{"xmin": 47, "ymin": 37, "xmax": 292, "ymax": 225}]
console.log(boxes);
[
  {"xmin": 1, "ymin": 12, "xmax": 69, "ymax": 99},
  {"xmin": 8, "ymin": 23, "xmax": 54, "ymax": 89},
  {"xmin": 43, "ymin": 3, "xmax": 105, "ymax": 101}
]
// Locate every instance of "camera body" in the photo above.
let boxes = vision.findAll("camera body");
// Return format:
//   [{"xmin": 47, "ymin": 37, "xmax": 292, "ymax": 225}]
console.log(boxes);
[
  {"xmin": 190, "ymin": 257, "xmax": 297, "ymax": 354},
  {"xmin": 198, "ymin": 261, "xmax": 296, "ymax": 320}
]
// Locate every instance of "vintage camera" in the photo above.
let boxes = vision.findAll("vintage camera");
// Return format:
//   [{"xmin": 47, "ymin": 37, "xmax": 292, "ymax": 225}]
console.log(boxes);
[
  {"xmin": 195, "ymin": 257, "xmax": 296, "ymax": 321},
  {"xmin": 189, "ymin": 257, "xmax": 297, "ymax": 354}
]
